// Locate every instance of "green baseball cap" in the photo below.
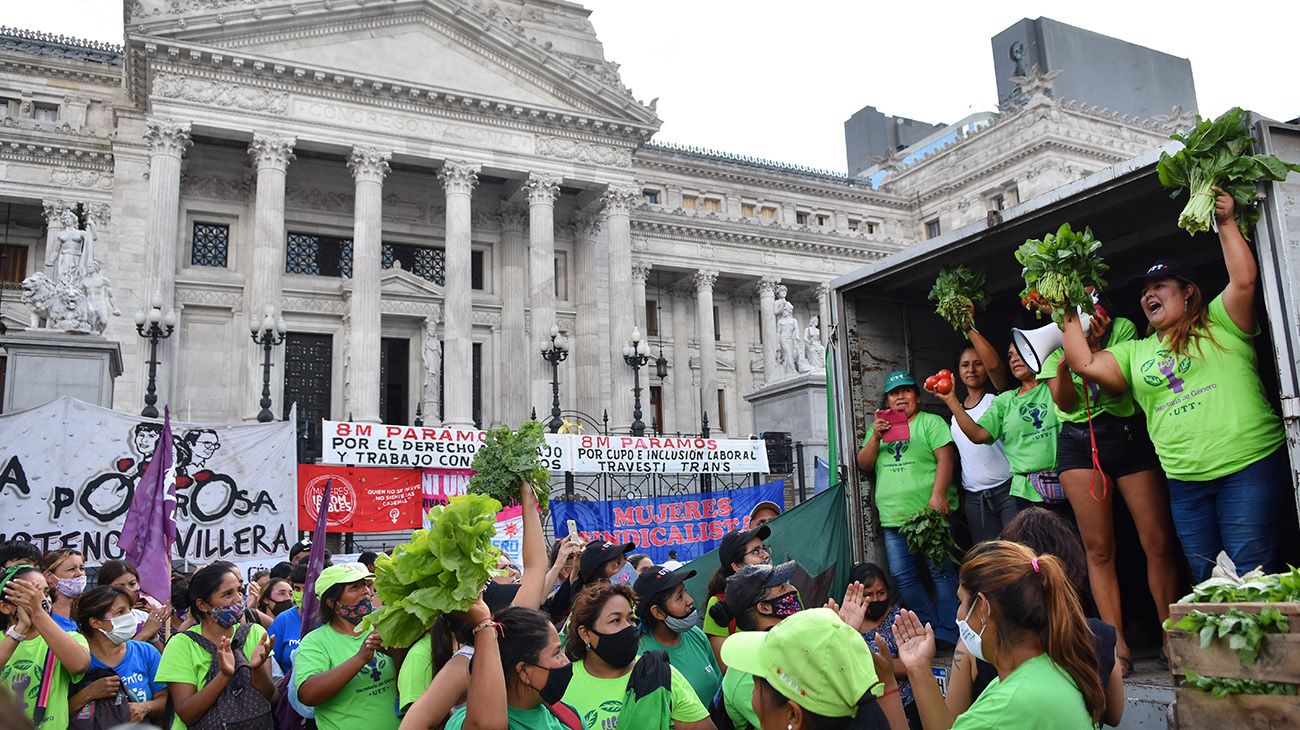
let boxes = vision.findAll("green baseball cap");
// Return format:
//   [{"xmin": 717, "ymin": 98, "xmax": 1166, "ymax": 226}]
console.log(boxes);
[
  {"xmin": 721, "ymin": 607, "xmax": 880, "ymax": 718},
  {"xmin": 882, "ymin": 370, "xmax": 915, "ymax": 394},
  {"xmin": 313, "ymin": 562, "xmax": 373, "ymax": 596}
]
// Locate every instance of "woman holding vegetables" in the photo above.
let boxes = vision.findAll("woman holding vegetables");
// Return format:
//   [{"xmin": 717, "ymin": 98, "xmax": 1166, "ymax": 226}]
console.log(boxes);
[
  {"xmin": 1061, "ymin": 190, "xmax": 1290, "ymax": 582},
  {"xmin": 856, "ymin": 370, "xmax": 960, "ymax": 646},
  {"xmin": 1038, "ymin": 293, "xmax": 1181, "ymax": 671}
]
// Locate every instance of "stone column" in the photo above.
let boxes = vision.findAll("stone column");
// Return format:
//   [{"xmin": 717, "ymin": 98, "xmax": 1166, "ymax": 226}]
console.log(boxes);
[
  {"xmin": 438, "ymin": 160, "xmax": 481, "ymax": 428},
  {"xmin": 631, "ymin": 261, "xmax": 652, "ymax": 331},
  {"xmin": 732, "ymin": 293, "xmax": 758, "ymax": 434},
  {"xmin": 602, "ymin": 185, "xmax": 639, "ymax": 432},
  {"xmin": 247, "ymin": 134, "xmax": 295, "ymax": 318},
  {"xmin": 571, "ymin": 214, "xmax": 603, "ymax": 418},
  {"xmin": 142, "ymin": 118, "xmax": 191, "ymax": 405},
  {"xmin": 526, "ymin": 173, "xmax": 561, "ymax": 416},
  {"xmin": 498, "ymin": 203, "xmax": 529, "ymax": 426},
  {"xmin": 346, "ymin": 147, "xmax": 391, "ymax": 423},
  {"xmin": 755, "ymin": 275, "xmax": 780, "ymax": 386},
  {"xmin": 693, "ymin": 269, "xmax": 720, "ymax": 432},
  {"xmin": 669, "ymin": 287, "xmax": 694, "ymax": 433},
  {"xmin": 816, "ymin": 281, "xmax": 832, "ymax": 344}
]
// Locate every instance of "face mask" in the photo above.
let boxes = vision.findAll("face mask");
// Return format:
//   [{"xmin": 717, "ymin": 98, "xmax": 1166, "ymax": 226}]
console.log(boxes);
[
  {"xmin": 765, "ymin": 591, "xmax": 802, "ymax": 618},
  {"xmin": 662, "ymin": 607, "xmax": 699, "ymax": 634},
  {"xmin": 101, "ymin": 613, "xmax": 137, "ymax": 645},
  {"xmin": 532, "ymin": 662, "xmax": 574, "ymax": 705},
  {"xmin": 609, "ymin": 563, "xmax": 637, "ymax": 586},
  {"xmin": 957, "ymin": 596, "xmax": 988, "ymax": 662},
  {"xmin": 272, "ymin": 599, "xmax": 294, "ymax": 616},
  {"xmin": 589, "ymin": 625, "xmax": 639, "ymax": 668},
  {"xmin": 336, "ymin": 597, "xmax": 375, "ymax": 625},
  {"xmin": 56, "ymin": 575, "xmax": 87, "ymax": 598},
  {"xmin": 212, "ymin": 601, "xmax": 245, "ymax": 629},
  {"xmin": 292, "ymin": 590, "xmax": 304, "ymax": 609},
  {"xmin": 866, "ymin": 600, "xmax": 890, "ymax": 621}
]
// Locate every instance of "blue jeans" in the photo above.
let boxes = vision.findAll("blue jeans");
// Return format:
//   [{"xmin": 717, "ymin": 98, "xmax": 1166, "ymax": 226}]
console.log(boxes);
[
  {"xmin": 883, "ymin": 527, "xmax": 960, "ymax": 644},
  {"xmin": 1167, "ymin": 448, "xmax": 1291, "ymax": 583}
]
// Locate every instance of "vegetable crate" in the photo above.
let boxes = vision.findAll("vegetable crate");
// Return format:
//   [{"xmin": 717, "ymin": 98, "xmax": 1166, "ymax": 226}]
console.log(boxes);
[{"xmin": 1168, "ymin": 601, "xmax": 1300, "ymax": 729}]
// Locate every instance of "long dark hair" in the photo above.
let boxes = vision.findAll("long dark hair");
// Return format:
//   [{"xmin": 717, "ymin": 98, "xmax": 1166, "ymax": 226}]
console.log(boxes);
[
  {"xmin": 564, "ymin": 583, "xmax": 636, "ymax": 661},
  {"xmin": 756, "ymin": 676, "xmax": 890, "ymax": 730},
  {"xmin": 73, "ymin": 585, "xmax": 132, "ymax": 636},
  {"xmin": 495, "ymin": 606, "xmax": 560, "ymax": 691},
  {"xmin": 960, "ymin": 541, "xmax": 1105, "ymax": 721},
  {"xmin": 95, "ymin": 559, "xmax": 139, "ymax": 590},
  {"xmin": 1000, "ymin": 508, "xmax": 1095, "ymax": 616}
]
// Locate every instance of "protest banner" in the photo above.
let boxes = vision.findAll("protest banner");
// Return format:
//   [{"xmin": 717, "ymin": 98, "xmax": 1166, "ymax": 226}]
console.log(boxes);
[
  {"xmin": 298, "ymin": 465, "xmax": 423, "ymax": 533},
  {"xmin": 321, "ymin": 421, "xmax": 568, "ymax": 470},
  {"xmin": 422, "ymin": 469, "xmax": 524, "ymax": 566},
  {"xmin": 550, "ymin": 481, "xmax": 784, "ymax": 563},
  {"xmin": 0, "ymin": 396, "xmax": 296, "ymax": 565},
  {"xmin": 567, "ymin": 434, "xmax": 770, "ymax": 474}
]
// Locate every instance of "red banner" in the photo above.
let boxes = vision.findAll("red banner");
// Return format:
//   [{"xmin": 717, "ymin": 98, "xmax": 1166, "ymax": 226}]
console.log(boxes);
[{"xmin": 298, "ymin": 465, "xmax": 422, "ymax": 533}]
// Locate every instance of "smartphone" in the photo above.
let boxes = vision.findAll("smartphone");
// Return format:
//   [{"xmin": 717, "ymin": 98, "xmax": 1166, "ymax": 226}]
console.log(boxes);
[
  {"xmin": 878, "ymin": 408, "xmax": 911, "ymax": 443},
  {"xmin": 566, "ymin": 519, "xmax": 581, "ymax": 544}
]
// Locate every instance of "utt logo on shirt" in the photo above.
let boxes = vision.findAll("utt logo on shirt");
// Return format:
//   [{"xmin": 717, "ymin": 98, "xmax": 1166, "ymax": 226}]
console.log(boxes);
[
  {"xmin": 885, "ymin": 441, "xmax": 909, "ymax": 463},
  {"xmin": 1141, "ymin": 350, "xmax": 1192, "ymax": 393},
  {"xmin": 1019, "ymin": 402, "xmax": 1047, "ymax": 429}
]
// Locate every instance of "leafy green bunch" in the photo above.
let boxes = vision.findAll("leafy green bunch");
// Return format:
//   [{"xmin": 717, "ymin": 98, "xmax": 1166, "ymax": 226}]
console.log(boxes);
[
  {"xmin": 928, "ymin": 266, "xmax": 989, "ymax": 335},
  {"xmin": 898, "ymin": 508, "xmax": 961, "ymax": 568},
  {"xmin": 1171, "ymin": 606, "xmax": 1290, "ymax": 665},
  {"xmin": 1157, "ymin": 106, "xmax": 1300, "ymax": 240},
  {"xmin": 1015, "ymin": 223, "xmax": 1108, "ymax": 325},
  {"xmin": 469, "ymin": 420, "xmax": 551, "ymax": 510},
  {"xmin": 1181, "ymin": 671, "xmax": 1298, "ymax": 698},
  {"xmin": 358, "ymin": 494, "xmax": 503, "ymax": 648},
  {"xmin": 1178, "ymin": 565, "xmax": 1300, "ymax": 604}
]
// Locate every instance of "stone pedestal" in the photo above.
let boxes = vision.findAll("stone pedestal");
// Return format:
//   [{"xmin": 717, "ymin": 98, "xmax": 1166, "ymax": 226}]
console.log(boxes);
[
  {"xmin": 1, "ymin": 331, "xmax": 123, "ymax": 413},
  {"xmin": 744, "ymin": 372, "xmax": 828, "ymax": 500}
]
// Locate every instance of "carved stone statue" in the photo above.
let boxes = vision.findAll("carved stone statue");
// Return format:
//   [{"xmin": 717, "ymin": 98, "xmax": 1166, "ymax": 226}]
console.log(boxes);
[
  {"xmin": 805, "ymin": 315, "xmax": 825, "ymax": 368},
  {"xmin": 771, "ymin": 296, "xmax": 814, "ymax": 381},
  {"xmin": 23, "ymin": 208, "xmax": 119, "ymax": 335},
  {"xmin": 422, "ymin": 318, "xmax": 442, "ymax": 407}
]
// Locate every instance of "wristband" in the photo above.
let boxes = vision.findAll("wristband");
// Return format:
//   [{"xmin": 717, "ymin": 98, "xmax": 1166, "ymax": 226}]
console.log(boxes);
[
  {"xmin": 471, "ymin": 619, "xmax": 501, "ymax": 638},
  {"xmin": 880, "ymin": 686, "xmax": 900, "ymax": 698},
  {"xmin": 5, "ymin": 626, "xmax": 25, "ymax": 642}
]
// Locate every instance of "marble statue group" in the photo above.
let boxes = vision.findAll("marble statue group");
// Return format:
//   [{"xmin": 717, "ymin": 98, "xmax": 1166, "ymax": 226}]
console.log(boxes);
[
  {"xmin": 770, "ymin": 285, "xmax": 823, "ymax": 382},
  {"xmin": 21, "ymin": 209, "xmax": 119, "ymax": 335}
]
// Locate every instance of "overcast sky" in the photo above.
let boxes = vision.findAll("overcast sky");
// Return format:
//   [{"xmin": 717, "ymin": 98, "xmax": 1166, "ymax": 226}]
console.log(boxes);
[{"xmin": 10, "ymin": 1, "xmax": 1297, "ymax": 172}]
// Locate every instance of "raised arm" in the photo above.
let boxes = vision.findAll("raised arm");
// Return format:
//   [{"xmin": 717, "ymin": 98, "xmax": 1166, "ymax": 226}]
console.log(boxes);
[
  {"xmin": 926, "ymin": 384, "xmax": 994, "ymax": 444},
  {"xmin": 1214, "ymin": 190, "xmax": 1258, "ymax": 333},
  {"xmin": 1060, "ymin": 313, "xmax": 1128, "ymax": 395},
  {"xmin": 966, "ymin": 326, "xmax": 1013, "ymax": 392},
  {"xmin": 460, "ymin": 601, "xmax": 507, "ymax": 730},
  {"xmin": 6, "ymin": 579, "xmax": 90, "ymax": 674},
  {"xmin": 1046, "ymin": 357, "xmax": 1079, "ymax": 413},
  {"xmin": 511, "ymin": 482, "xmax": 549, "ymax": 610},
  {"xmin": 398, "ymin": 653, "xmax": 471, "ymax": 729}
]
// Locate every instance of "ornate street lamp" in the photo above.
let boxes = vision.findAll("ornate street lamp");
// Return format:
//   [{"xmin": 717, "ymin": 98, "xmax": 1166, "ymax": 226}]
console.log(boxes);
[
  {"xmin": 540, "ymin": 323, "xmax": 570, "ymax": 433},
  {"xmin": 133, "ymin": 293, "xmax": 176, "ymax": 419},
  {"xmin": 623, "ymin": 327, "xmax": 651, "ymax": 436},
  {"xmin": 249, "ymin": 305, "xmax": 288, "ymax": 423}
]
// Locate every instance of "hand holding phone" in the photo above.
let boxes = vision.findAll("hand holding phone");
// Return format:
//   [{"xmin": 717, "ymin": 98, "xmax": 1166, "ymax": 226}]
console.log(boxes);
[{"xmin": 877, "ymin": 408, "xmax": 911, "ymax": 443}]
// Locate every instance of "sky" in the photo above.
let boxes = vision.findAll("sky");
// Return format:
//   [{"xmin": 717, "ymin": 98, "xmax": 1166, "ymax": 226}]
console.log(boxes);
[{"xmin": 9, "ymin": 0, "xmax": 1297, "ymax": 172}]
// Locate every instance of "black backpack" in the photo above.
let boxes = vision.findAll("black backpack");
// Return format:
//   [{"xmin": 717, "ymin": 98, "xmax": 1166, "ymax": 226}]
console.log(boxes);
[
  {"xmin": 68, "ymin": 666, "xmax": 132, "ymax": 730},
  {"xmin": 174, "ymin": 623, "xmax": 275, "ymax": 730}
]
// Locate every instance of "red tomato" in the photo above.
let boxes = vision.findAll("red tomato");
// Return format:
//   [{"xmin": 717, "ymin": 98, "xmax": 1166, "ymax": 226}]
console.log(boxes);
[
  {"xmin": 935, "ymin": 377, "xmax": 954, "ymax": 395},
  {"xmin": 937, "ymin": 369, "xmax": 953, "ymax": 379},
  {"xmin": 924, "ymin": 375, "xmax": 940, "ymax": 390}
]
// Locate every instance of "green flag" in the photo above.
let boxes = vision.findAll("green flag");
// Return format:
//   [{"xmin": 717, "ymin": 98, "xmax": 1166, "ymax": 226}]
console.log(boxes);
[{"xmin": 680, "ymin": 481, "xmax": 852, "ymax": 613}]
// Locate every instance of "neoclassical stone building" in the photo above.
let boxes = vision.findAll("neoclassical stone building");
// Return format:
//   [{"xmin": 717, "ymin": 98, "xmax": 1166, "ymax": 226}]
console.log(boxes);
[{"xmin": 0, "ymin": 1, "xmax": 1188, "ymax": 456}]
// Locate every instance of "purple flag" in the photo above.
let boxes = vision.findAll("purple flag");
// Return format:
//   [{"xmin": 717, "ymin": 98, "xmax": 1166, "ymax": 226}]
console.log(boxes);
[
  {"xmin": 299, "ymin": 478, "xmax": 332, "ymax": 635},
  {"xmin": 118, "ymin": 407, "xmax": 177, "ymax": 604}
]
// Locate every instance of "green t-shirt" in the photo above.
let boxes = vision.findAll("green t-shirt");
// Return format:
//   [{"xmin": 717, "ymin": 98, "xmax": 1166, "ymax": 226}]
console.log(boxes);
[
  {"xmin": 1108, "ymin": 294, "xmax": 1286, "ymax": 481},
  {"xmin": 722, "ymin": 669, "xmax": 758, "ymax": 730},
  {"xmin": 294, "ymin": 624, "xmax": 400, "ymax": 730},
  {"xmin": 977, "ymin": 383, "xmax": 1060, "ymax": 501},
  {"xmin": 868, "ymin": 410, "xmax": 958, "ymax": 527},
  {"xmin": 155, "ymin": 623, "xmax": 269, "ymax": 730},
  {"xmin": 397, "ymin": 633, "xmax": 432, "ymax": 711},
  {"xmin": 0, "ymin": 631, "xmax": 89, "ymax": 729},
  {"xmin": 561, "ymin": 655, "xmax": 708, "ymax": 729},
  {"xmin": 1040, "ymin": 317, "xmax": 1139, "ymax": 422},
  {"xmin": 639, "ymin": 627, "xmax": 721, "ymax": 708},
  {"xmin": 952, "ymin": 654, "xmax": 1093, "ymax": 730},
  {"xmin": 445, "ymin": 702, "xmax": 587, "ymax": 730}
]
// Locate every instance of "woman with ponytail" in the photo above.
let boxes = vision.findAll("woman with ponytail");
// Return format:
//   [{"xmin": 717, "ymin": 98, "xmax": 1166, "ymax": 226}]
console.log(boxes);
[{"xmin": 893, "ymin": 541, "xmax": 1102, "ymax": 729}]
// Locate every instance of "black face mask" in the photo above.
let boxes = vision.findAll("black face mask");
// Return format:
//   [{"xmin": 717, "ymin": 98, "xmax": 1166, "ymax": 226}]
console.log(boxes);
[
  {"xmin": 533, "ymin": 662, "xmax": 574, "ymax": 705},
  {"xmin": 866, "ymin": 600, "xmax": 890, "ymax": 621},
  {"xmin": 272, "ymin": 599, "xmax": 294, "ymax": 616},
  {"xmin": 589, "ymin": 625, "xmax": 640, "ymax": 668}
]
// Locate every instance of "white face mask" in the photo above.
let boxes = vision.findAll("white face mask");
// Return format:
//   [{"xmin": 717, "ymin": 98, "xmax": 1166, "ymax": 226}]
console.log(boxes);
[
  {"xmin": 101, "ymin": 613, "xmax": 137, "ymax": 645},
  {"xmin": 956, "ymin": 595, "xmax": 988, "ymax": 662}
]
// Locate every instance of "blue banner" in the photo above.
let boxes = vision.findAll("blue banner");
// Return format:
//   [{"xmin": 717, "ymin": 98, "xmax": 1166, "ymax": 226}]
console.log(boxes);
[{"xmin": 551, "ymin": 481, "xmax": 784, "ymax": 563}]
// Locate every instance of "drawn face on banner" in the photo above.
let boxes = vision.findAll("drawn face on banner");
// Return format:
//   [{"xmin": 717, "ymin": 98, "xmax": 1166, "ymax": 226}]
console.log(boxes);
[
  {"xmin": 185, "ymin": 429, "xmax": 221, "ymax": 467},
  {"xmin": 131, "ymin": 423, "xmax": 162, "ymax": 459}
]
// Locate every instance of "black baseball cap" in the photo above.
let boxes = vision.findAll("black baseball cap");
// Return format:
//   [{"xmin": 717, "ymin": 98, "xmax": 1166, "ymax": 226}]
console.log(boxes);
[
  {"xmin": 634, "ymin": 565, "xmax": 698, "ymax": 605},
  {"xmin": 719, "ymin": 524, "xmax": 771, "ymax": 568},
  {"xmin": 722, "ymin": 561, "xmax": 798, "ymax": 615},
  {"xmin": 1143, "ymin": 260, "xmax": 1192, "ymax": 284},
  {"xmin": 578, "ymin": 540, "xmax": 635, "ymax": 584},
  {"xmin": 289, "ymin": 539, "xmax": 312, "ymax": 560}
]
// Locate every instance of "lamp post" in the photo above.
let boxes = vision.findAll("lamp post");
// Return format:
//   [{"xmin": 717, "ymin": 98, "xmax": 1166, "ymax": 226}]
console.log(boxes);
[
  {"xmin": 622, "ymin": 327, "xmax": 651, "ymax": 436},
  {"xmin": 249, "ymin": 305, "xmax": 288, "ymax": 423},
  {"xmin": 133, "ymin": 293, "xmax": 177, "ymax": 419},
  {"xmin": 540, "ymin": 323, "xmax": 570, "ymax": 433}
]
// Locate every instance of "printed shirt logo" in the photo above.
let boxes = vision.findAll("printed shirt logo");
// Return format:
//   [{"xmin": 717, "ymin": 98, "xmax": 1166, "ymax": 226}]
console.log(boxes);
[
  {"xmin": 1140, "ymin": 350, "xmax": 1192, "ymax": 393},
  {"xmin": 884, "ymin": 440, "xmax": 910, "ymax": 463},
  {"xmin": 1018, "ymin": 402, "xmax": 1047, "ymax": 429}
]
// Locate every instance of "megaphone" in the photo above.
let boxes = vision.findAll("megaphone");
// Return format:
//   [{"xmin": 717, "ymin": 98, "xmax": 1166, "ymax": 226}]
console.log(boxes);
[{"xmin": 1011, "ymin": 313, "xmax": 1091, "ymax": 374}]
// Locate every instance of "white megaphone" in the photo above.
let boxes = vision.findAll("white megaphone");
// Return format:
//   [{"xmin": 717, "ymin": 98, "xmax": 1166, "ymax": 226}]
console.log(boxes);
[{"xmin": 1011, "ymin": 311, "xmax": 1092, "ymax": 374}]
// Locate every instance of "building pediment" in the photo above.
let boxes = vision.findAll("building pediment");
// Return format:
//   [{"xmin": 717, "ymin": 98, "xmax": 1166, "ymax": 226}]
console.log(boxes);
[
  {"xmin": 125, "ymin": 0, "xmax": 659, "ymax": 134},
  {"xmin": 381, "ymin": 266, "xmax": 445, "ymax": 299}
]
